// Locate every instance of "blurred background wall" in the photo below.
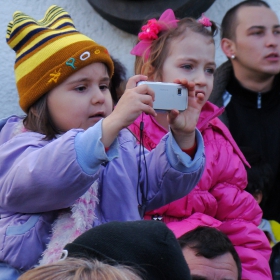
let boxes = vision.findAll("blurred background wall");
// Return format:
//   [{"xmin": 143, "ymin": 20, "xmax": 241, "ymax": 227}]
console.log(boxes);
[{"xmin": 1, "ymin": 0, "xmax": 280, "ymax": 118}]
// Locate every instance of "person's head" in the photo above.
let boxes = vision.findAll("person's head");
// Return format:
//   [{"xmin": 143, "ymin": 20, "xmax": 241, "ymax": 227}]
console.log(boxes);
[
  {"xmin": 220, "ymin": 1, "xmax": 280, "ymax": 78},
  {"xmin": 6, "ymin": 5, "xmax": 114, "ymax": 139},
  {"xmin": 131, "ymin": 9, "xmax": 218, "ymax": 106},
  {"xmin": 18, "ymin": 258, "xmax": 142, "ymax": 280},
  {"xmin": 110, "ymin": 57, "xmax": 127, "ymax": 104},
  {"xmin": 63, "ymin": 220, "xmax": 191, "ymax": 280},
  {"xmin": 178, "ymin": 226, "xmax": 241, "ymax": 280},
  {"xmin": 240, "ymin": 146, "xmax": 274, "ymax": 208}
]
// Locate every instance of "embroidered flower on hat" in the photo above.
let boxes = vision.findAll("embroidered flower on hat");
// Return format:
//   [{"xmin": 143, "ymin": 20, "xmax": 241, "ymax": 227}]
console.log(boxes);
[
  {"xmin": 7, "ymin": 5, "xmax": 114, "ymax": 112},
  {"xmin": 138, "ymin": 19, "xmax": 161, "ymax": 40},
  {"xmin": 198, "ymin": 13, "xmax": 212, "ymax": 27}
]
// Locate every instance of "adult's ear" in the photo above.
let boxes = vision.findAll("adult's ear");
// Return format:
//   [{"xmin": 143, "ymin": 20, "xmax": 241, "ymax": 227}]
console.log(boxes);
[{"xmin": 221, "ymin": 38, "xmax": 236, "ymax": 59}]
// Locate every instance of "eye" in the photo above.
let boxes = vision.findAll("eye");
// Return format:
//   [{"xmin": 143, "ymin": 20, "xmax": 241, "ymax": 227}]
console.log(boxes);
[
  {"xmin": 273, "ymin": 29, "xmax": 280, "ymax": 35},
  {"xmin": 206, "ymin": 68, "xmax": 215, "ymax": 75},
  {"xmin": 100, "ymin": 84, "xmax": 109, "ymax": 91},
  {"xmin": 250, "ymin": 30, "xmax": 264, "ymax": 36},
  {"xmin": 75, "ymin": 85, "xmax": 87, "ymax": 93},
  {"xmin": 181, "ymin": 64, "xmax": 193, "ymax": 70}
]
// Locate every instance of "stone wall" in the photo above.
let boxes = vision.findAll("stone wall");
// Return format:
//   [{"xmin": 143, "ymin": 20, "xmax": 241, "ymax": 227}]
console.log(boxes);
[{"xmin": 1, "ymin": 0, "xmax": 280, "ymax": 117}]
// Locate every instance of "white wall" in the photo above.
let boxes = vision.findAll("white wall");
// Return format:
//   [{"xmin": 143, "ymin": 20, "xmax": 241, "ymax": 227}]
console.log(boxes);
[{"xmin": 1, "ymin": 0, "xmax": 280, "ymax": 118}]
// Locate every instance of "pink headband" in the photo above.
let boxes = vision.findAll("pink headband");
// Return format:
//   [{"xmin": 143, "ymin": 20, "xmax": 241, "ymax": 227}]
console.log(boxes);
[
  {"xmin": 130, "ymin": 10, "xmax": 212, "ymax": 61},
  {"xmin": 130, "ymin": 9, "xmax": 178, "ymax": 60}
]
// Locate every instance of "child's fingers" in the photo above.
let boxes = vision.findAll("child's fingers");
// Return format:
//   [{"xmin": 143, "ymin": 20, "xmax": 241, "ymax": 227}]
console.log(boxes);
[
  {"xmin": 196, "ymin": 92, "xmax": 205, "ymax": 104},
  {"xmin": 173, "ymin": 79, "xmax": 181, "ymax": 85},
  {"xmin": 141, "ymin": 103, "xmax": 157, "ymax": 117},
  {"xmin": 172, "ymin": 79, "xmax": 195, "ymax": 96},
  {"xmin": 126, "ymin": 75, "xmax": 148, "ymax": 89},
  {"xmin": 167, "ymin": 109, "xmax": 180, "ymax": 124},
  {"xmin": 138, "ymin": 92, "xmax": 154, "ymax": 107},
  {"xmin": 135, "ymin": 84, "xmax": 155, "ymax": 101},
  {"xmin": 126, "ymin": 88, "xmax": 156, "ymax": 115}
]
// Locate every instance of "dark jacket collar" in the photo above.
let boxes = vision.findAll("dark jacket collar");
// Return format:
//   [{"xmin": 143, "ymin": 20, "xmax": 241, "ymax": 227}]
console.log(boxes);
[
  {"xmin": 209, "ymin": 60, "xmax": 233, "ymax": 107},
  {"xmin": 227, "ymin": 72, "xmax": 280, "ymax": 109}
]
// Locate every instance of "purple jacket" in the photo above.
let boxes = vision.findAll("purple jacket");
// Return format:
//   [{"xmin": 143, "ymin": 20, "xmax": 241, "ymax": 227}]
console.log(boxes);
[{"xmin": 0, "ymin": 116, "xmax": 205, "ymax": 271}]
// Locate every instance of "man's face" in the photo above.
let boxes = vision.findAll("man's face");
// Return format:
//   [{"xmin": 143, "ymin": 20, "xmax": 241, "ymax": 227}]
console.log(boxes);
[
  {"xmin": 232, "ymin": 6, "xmax": 280, "ymax": 77},
  {"xmin": 182, "ymin": 247, "xmax": 238, "ymax": 280}
]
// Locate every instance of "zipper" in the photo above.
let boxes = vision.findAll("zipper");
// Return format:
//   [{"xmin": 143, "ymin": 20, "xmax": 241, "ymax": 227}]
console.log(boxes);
[{"xmin": 257, "ymin": 92, "xmax": 262, "ymax": 109}]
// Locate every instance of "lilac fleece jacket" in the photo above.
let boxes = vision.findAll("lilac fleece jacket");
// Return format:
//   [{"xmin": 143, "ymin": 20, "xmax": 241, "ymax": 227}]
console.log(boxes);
[{"xmin": 0, "ymin": 116, "xmax": 205, "ymax": 271}]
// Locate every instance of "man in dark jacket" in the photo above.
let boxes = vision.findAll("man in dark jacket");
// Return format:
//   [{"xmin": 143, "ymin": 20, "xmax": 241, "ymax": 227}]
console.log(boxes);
[{"xmin": 209, "ymin": 0, "xmax": 280, "ymax": 222}]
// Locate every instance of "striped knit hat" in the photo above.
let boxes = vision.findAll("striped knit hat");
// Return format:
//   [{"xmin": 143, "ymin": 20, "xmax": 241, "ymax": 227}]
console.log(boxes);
[{"xmin": 6, "ymin": 5, "xmax": 114, "ymax": 112}]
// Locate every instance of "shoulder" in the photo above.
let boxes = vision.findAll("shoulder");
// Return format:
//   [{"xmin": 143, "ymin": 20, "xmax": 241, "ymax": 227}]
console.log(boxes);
[
  {"xmin": 199, "ymin": 105, "xmax": 248, "ymax": 166},
  {"xmin": 0, "ymin": 115, "xmax": 28, "ymax": 144}
]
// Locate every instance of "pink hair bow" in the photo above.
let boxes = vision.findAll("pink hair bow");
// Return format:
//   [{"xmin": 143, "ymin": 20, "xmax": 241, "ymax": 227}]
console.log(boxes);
[
  {"xmin": 130, "ymin": 9, "xmax": 178, "ymax": 60},
  {"xmin": 198, "ymin": 13, "xmax": 212, "ymax": 27}
]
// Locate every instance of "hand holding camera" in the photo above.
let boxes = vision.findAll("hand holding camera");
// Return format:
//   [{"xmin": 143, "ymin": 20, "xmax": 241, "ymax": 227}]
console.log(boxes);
[{"xmin": 137, "ymin": 81, "xmax": 188, "ymax": 112}]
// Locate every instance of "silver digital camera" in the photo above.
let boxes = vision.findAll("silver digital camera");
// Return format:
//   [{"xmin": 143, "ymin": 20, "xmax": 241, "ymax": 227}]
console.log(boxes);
[{"xmin": 137, "ymin": 81, "xmax": 188, "ymax": 111}]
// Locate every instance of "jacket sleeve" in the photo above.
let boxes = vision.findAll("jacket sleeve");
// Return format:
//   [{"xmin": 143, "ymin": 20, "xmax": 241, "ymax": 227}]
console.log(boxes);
[
  {"xmin": 0, "ymin": 120, "xmax": 118, "ymax": 213},
  {"xmin": 209, "ymin": 136, "xmax": 272, "ymax": 280},
  {"xmin": 96, "ymin": 128, "xmax": 205, "ymax": 223},
  {"xmin": 143, "ymin": 129, "xmax": 205, "ymax": 212}
]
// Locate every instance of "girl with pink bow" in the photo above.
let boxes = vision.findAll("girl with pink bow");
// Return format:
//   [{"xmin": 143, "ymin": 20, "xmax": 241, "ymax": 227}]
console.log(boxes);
[{"xmin": 129, "ymin": 9, "xmax": 272, "ymax": 280}]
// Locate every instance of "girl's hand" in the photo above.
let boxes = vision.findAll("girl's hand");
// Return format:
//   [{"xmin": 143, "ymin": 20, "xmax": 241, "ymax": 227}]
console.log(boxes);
[
  {"xmin": 101, "ymin": 75, "xmax": 157, "ymax": 147},
  {"xmin": 112, "ymin": 75, "xmax": 157, "ymax": 128},
  {"xmin": 167, "ymin": 78, "xmax": 205, "ymax": 149}
]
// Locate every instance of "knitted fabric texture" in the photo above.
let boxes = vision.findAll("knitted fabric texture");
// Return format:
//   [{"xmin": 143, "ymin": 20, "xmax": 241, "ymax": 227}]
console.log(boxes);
[
  {"xmin": 39, "ymin": 180, "xmax": 99, "ymax": 266},
  {"xmin": 6, "ymin": 5, "xmax": 114, "ymax": 112},
  {"xmin": 64, "ymin": 220, "xmax": 191, "ymax": 280}
]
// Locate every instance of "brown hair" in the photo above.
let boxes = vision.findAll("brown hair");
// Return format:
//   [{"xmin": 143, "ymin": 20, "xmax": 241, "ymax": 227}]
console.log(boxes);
[
  {"xmin": 23, "ymin": 63, "xmax": 113, "ymax": 140},
  {"xmin": 23, "ymin": 93, "xmax": 61, "ymax": 141},
  {"xmin": 18, "ymin": 258, "xmax": 143, "ymax": 280},
  {"xmin": 110, "ymin": 56, "xmax": 127, "ymax": 104},
  {"xmin": 178, "ymin": 226, "xmax": 242, "ymax": 280},
  {"xmin": 134, "ymin": 17, "xmax": 218, "ymax": 80},
  {"xmin": 221, "ymin": 0, "xmax": 270, "ymax": 41}
]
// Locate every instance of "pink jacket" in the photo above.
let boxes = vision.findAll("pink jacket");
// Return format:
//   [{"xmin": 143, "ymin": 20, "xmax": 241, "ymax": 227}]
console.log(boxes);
[{"xmin": 129, "ymin": 101, "xmax": 272, "ymax": 280}]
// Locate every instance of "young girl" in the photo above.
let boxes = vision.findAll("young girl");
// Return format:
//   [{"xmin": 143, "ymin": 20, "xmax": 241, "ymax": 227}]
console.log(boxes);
[
  {"xmin": 0, "ymin": 6, "xmax": 206, "ymax": 276},
  {"xmin": 129, "ymin": 9, "xmax": 272, "ymax": 280}
]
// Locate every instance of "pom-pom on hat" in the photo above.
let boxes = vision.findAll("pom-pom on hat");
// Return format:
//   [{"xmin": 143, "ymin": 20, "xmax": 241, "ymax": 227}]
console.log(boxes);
[
  {"xmin": 64, "ymin": 220, "xmax": 191, "ymax": 280},
  {"xmin": 6, "ymin": 5, "xmax": 114, "ymax": 113}
]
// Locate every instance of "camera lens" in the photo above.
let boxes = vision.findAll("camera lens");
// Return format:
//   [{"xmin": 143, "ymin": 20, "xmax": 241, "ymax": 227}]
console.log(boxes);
[{"xmin": 178, "ymin": 88, "xmax": 182, "ymax": 96}]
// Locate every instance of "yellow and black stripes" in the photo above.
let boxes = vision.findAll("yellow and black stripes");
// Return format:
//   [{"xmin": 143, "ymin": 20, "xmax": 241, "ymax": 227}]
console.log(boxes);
[{"xmin": 6, "ymin": 5, "xmax": 114, "ymax": 112}]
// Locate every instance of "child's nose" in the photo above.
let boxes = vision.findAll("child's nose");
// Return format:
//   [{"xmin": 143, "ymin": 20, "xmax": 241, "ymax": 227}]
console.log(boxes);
[
  {"xmin": 91, "ymin": 89, "xmax": 105, "ymax": 104},
  {"xmin": 194, "ymin": 72, "xmax": 207, "ymax": 86}
]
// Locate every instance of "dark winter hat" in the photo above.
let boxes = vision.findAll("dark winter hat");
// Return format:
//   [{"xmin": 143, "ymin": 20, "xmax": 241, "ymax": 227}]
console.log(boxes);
[{"xmin": 64, "ymin": 220, "xmax": 191, "ymax": 280}]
